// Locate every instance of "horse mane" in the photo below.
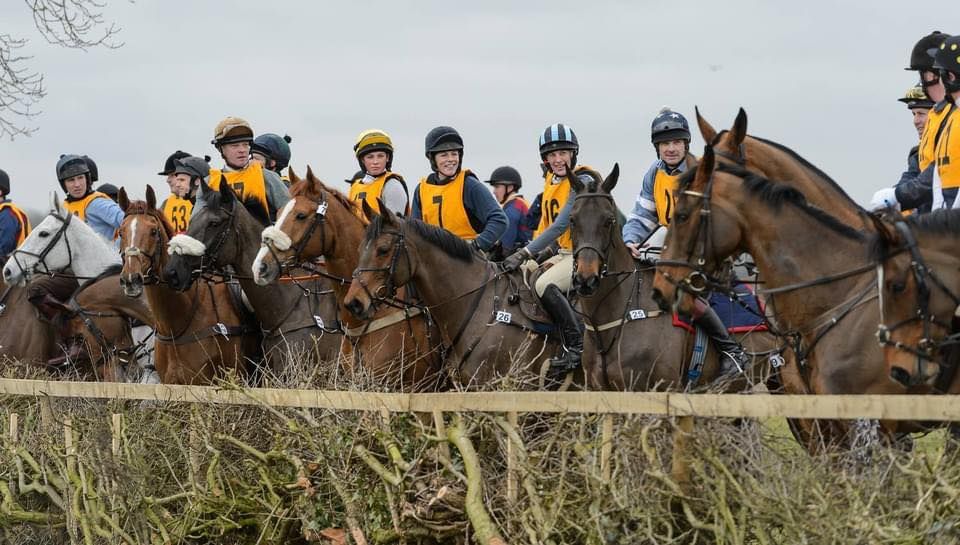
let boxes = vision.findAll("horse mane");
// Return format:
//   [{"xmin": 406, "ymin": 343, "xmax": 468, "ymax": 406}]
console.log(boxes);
[
  {"xmin": 577, "ymin": 168, "xmax": 605, "ymax": 193},
  {"xmin": 76, "ymin": 263, "xmax": 123, "ymax": 294},
  {"xmin": 125, "ymin": 201, "xmax": 175, "ymax": 238},
  {"xmin": 906, "ymin": 208, "xmax": 960, "ymax": 236},
  {"xmin": 364, "ymin": 215, "xmax": 474, "ymax": 263},
  {"xmin": 202, "ymin": 185, "xmax": 271, "ymax": 226},
  {"xmin": 680, "ymin": 161, "xmax": 864, "ymax": 241}
]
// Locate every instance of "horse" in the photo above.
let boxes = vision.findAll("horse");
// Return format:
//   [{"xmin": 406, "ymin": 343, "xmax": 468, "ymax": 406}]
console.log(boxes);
[
  {"xmin": 651, "ymin": 148, "xmax": 903, "ymax": 449},
  {"xmin": 869, "ymin": 209, "xmax": 960, "ymax": 395},
  {"xmin": 569, "ymin": 164, "xmax": 778, "ymax": 391},
  {"xmin": 117, "ymin": 186, "xmax": 258, "ymax": 384},
  {"xmin": 0, "ymin": 277, "xmax": 58, "ymax": 366},
  {"xmin": 251, "ymin": 168, "xmax": 444, "ymax": 391},
  {"xmin": 163, "ymin": 180, "xmax": 342, "ymax": 374},
  {"xmin": 343, "ymin": 201, "xmax": 566, "ymax": 388}
]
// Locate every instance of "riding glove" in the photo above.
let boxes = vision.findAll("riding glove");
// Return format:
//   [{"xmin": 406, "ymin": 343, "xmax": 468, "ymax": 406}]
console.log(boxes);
[{"xmin": 502, "ymin": 247, "xmax": 532, "ymax": 272}]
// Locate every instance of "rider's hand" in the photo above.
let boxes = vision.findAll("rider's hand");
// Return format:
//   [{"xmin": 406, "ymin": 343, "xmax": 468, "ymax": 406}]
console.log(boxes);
[
  {"xmin": 625, "ymin": 241, "xmax": 643, "ymax": 259},
  {"xmin": 502, "ymin": 248, "xmax": 531, "ymax": 272},
  {"xmin": 869, "ymin": 187, "xmax": 900, "ymax": 212}
]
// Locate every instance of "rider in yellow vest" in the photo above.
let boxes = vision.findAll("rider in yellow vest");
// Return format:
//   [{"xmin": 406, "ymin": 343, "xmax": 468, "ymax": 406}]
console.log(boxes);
[
  {"xmin": 911, "ymin": 32, "xmax": 952, "ymax": 172},
  {"xmin": 0, "ymin": 168, "xmax": 31, "ymax": 263},
  {"xmin": 195, "ymin": 117, "xmax": 290, "ymax": 222},
  {"xmin": 929, "ymin": 35, "xmax": 960, "ymax": 208},
  {"xmin": 57, "ymin": 154, "xmax": 124, "ymax": 240},
  {"xmin": 348, "ymin": 129, "xmax": 409, "ymax": 216},
  {"xmin": 872, "ymin": 85, "xmax": 936, "ymax": 213},
  {"xmin": 502, "ymin": 123, "xmax": 591, "ymax": 378},
  {"xmin": 251, "ymin": 133, "xmax": 293, "ymax": 187},
  {"xmin": 410, "ymin": 126, "xmax": 506, "ymax": 250},
  {"xmin": 621, "ymin": 109, "xmax": 750, "ymax": 379},
  {"xmin": 157, "ymin": 150, "xmax": 194, "ymax": 233}
]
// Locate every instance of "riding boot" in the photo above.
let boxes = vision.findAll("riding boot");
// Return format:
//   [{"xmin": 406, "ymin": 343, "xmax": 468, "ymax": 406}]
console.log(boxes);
[
  {"xmin": 540, "ymin": 284, "xmax": 584, "ymax": 377},
  {"xmin": 693, "ymin": 302, "xmax": 750, "ymax": 377}
]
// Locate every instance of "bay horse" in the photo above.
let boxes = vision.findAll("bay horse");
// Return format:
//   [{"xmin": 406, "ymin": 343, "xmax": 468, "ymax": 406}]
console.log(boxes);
[
  {"xmin": 569, "ymin": 164, "xmax": 779, "ymax": 391},
  {"xmin": 117, "ymin": 186, "xmax": 258, "ymax": 384},
  {"xmin": 163, "ymin": 180, "xmax": 342, "ymax": 374},
  {"xmin": 869, "ymin": 209, "xmax": 960, "ymax": 395},
  {"xmin": 0, "ymin": 277, "xmax": 58, "ymax": 366},
  {"xmin": 251, "ymin": 168, "xmax": 443, "ymax": 391},
  {"xmin": 343, "ymin": 202, "xmax": 566, "ymax": 388},
  {"xmin": 652, "ymin": 148, "xmax": 903, "ymax": 449}
]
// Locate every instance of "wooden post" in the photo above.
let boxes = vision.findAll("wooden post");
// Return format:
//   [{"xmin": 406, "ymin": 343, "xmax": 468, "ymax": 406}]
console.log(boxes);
[
  {"xmin": 506, "ymin": 411, "xmax": 518, "ymax": 503},
  {"xmin": 8, "ymin": 412, "xmax": 18, "ymax": 445},
  {"xmin": 433, "ymin": 410, "xmax": 450, "ymax": 461},
  {"xmin": 64, "ymin": 418, "xmax": 76, "ymax": 475},
  {"xmin": 600, "ymin": 414, "xmax": 614, "ymax": 482},
  {"xmin": 111, "ymin": 413, "xmax": 122, "ymax": 536},
  {"xmin": 670, "ymin": 416, "xmax": 695, "ymax": 489}
]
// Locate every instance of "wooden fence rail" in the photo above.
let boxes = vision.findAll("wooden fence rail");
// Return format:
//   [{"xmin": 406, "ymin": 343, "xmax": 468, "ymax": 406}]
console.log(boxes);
[{"xmin": 0, "ymin": 378, "xmax": 958, "ymax": 420}]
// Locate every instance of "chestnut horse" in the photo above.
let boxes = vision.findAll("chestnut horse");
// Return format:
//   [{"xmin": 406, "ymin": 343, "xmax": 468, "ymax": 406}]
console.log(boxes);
[
  {"xmin": 652, "ymin": 148, "xmax": 902, "ymax": 449},
  {"xmin": 344, "ymin": 203, "xmax": 566, "ymax": 388},
  {"xmin": 252, "ymin": 168, "xmax": 443, "ymax": 391},
  {"xmin": 117, "ymin": 186, "xmax": 258, "ymax": 384},
  {"xmin": 163, "ymin": 180, "xmax": 342, "ymax": 373},
  {"xmin": 569, "ymin": 165, "xmax": 779, "ymax": 391}
]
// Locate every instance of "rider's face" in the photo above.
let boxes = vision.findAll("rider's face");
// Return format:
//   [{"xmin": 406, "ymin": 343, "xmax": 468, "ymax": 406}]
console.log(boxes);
[
  {"xmin": 250, "ymin": 151, "xmax": 268, "ymax": 167},
  {"xmin": 362, "ymin": 151, "xmax": 389, "ymax": 176},
  {"xmin": 168, "ymin": 174, "xmax": 192, "ymax": 198},
  {"xmin": 434, "ymin": 150, "xmax": 460, "ymax": 178},
  {"xmin": 921, "ymin": 70, "xmax": 945, "ymax": 103},
  {"xmin": 545, "ymin": 149, "xmax": 573, "ymax": 177},
  {"xmin": 911, "ymin": 107, "xmax": 930, "ymax": 138},
  {"xmin": 493, "ymin": 184, "xmax": 509, "ymax": 203},
  {"xmin": 64, "ymin": 174, "xmax": 88, "ymax": 199},
  {"xmin": 221, "ymin": 141, "xmax": 251, "ymax": 169},
  {"xmin": 657, "ymin": 139, "xmax": 687, "ymax": 167}
]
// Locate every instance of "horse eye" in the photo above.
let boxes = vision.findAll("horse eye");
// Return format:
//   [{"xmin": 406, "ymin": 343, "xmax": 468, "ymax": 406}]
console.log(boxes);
[
  {"xmin": 376, "ymin": 245, "xmax": 391, "ymax": 257},
  {"xmin": 209, "ymin": 219, "xmax": 221, "ymax": 227},
  {"xmin": 38, "ymin": 231, "xmax": 50, "ymax": 238},
  {"xmin": 295, "ymin": 212, "xmax": 308, "ymax": 220},
  {"xmin": 891, "ymin": 281, "xmax": 906, "ymax": 294},
  {"xmin": 151, "ymin": 228, "xmax": 158, "ymax": 235},
  {"xmin": 605, "ymin": 217, "xmax": 616, "ymax": 226},
  {"xmin": 674, "ymin": 212, "xmax": 689, "ymax": 223}
]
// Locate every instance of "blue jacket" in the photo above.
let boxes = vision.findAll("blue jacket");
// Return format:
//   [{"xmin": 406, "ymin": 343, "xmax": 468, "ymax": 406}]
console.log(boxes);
[
  {"xmin": 0, "ymin": 199, "xmax": 23, "ymax": 259},
  {"xmin": 499, "ymin": 195, "xmax": 531, "ymax": 251},
  {"xmin": 410, "ymin": 171, "xmax": 508, "ymax": 251},
  {"xmin": 82, "ymin": 196, "xmax": 125, "ymax": 242},
  {"xmin": 622, "ymin": 158, "xmax": 692, "ymax": 245}
]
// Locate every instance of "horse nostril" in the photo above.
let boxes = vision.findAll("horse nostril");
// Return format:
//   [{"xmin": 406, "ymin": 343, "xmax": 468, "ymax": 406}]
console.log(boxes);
[
  {"xmin": 890, "ymin": 366, "xmax": 912, "ymax": 387},
  {"xmin": 652, "ymin": 288, "xmax": 668, "ymax": 311},
  {"xmin": 258, "ymin": 262, "xmax": 268, "ymax": 274}
]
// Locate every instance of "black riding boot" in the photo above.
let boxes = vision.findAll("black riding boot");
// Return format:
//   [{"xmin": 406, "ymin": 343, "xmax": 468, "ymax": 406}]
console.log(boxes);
[
  {"xmin": 540, "ymin": 284, "xmax": 583, "ymax": 377},
  {"xmin": 694, "ymin": 304, "xmax": 750, "ymax": 377}
]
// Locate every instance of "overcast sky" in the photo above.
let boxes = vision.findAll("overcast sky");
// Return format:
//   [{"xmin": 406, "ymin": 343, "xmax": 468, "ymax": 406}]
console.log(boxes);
[{"xmin": 0, "ymin": 1, "xmax": 953, "ymax": 215}]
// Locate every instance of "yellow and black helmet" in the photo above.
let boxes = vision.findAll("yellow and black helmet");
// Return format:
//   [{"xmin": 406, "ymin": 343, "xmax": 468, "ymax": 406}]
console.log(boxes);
[
  {"xmin": 211, "ymin": 116, "xmax": 254, "ymax": 147},
  {"xmin": 354, "ymin": 129, "xmax": 394, "ymax": 171},
  {"xmin": 898, "ymin": 85, "xmax": 935, "ymax": 110}
]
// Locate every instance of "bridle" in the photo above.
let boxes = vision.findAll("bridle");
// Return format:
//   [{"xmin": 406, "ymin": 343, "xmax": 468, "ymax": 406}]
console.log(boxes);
[
  {"xmin": 570, "ymin": 192, "xmax": 619, "ymax": 280},
  {"xmin": 9, "ymin": 210, "xmax": 74, "ymax": 279},
  {"xmin": 876, "ymin": 220, "xmax": 960, "ymax": 375},
  {"xmin": 352, "ymin": 226, "xmax": 412, "ymax": 309},
  {"xmin": 121, "ymin": 211, "xmax": 167, "ymax": 286}
]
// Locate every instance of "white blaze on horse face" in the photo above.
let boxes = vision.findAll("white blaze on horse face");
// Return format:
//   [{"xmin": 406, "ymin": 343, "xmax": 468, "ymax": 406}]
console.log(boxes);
[
  {"xmin": 167, "ymin": 234, "xmax": 206, "ymax": 256},
  {"xmin": 252, "ymin": 245, "xmax": 271, "ymax": 285},
  {"xmin": 127, "ymin": 218, "xmax": 138, "ymax": 251}
]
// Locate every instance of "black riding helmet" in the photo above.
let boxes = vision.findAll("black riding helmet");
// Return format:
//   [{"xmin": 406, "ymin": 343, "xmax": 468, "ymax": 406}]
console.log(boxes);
[
  {"xmin": 82, "ymin": 155, "xmax": 99, "ymax": 183},
  {"xmin": 173, "ymin": 156, "xmax": 212, "ymax": 183},
  {"xmin": 56, "ymin": 154, "xmax": 92, "ymax": 192},
  {"xmin": 485, "ymin": 166, "xmax": 523, "ymax": 189},
  {"xmin": 251, "ymin": 133, "xmax": 292, "ymax": 171},
  {"xmin": 158, "ymin": 150, "xmax": 192, "ymax": 176},
  {"xmin": 907, "ymin": 31, "xmax": 948, "ymax": 71},
  {"xmin": 934, "ymin": 35, "xmax": 960, "ymax": 95},
  {"xmin": 96, "ymin": 183, "xmax": 119, "ymax": 201},
  {"xmin": 424, "ymin": 126, "xmax": 464, "ymax": 172},
  {"xmin": 0, "ymin": 168, "xmax": 9, "ymax": 196}
]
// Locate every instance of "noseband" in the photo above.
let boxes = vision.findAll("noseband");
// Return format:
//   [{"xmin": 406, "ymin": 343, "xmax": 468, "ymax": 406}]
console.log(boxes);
[
  {"xmin": 10, "ymin": 211, "xmax": 74, "ymax": 278},
  {"xmin": 352, "ymin": 227, "xmax": 411, "ymax": 308}
]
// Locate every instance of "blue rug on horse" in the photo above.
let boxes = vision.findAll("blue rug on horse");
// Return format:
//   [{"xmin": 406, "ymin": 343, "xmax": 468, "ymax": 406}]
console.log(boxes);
[{"xmin": 673, "ymin": 283, "xmax": 767, "ymax": 333}]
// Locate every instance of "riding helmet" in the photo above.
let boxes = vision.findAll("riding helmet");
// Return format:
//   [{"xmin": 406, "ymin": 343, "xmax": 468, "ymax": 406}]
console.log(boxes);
[
  {"xmin": 56, "ymin": 154, "xmax": 92, "ymax": 191},
  {"xmin": 485, "ymin": 166, "xmax": 523, "ymax": 189},
  {"xmin": 898, "ymin": 84, "xmax": 935, "ymax": 110},
  {"xmin": 907, "ymin": 31, "xmax": 949, "ymax": 71},
  {"xmin": 354, "ymin": 129, "xmax": 394, "ymax": 171},
  {"xmin": 251, "ymin": 133, "xmax": 293, "ymax": 171},
  {"xmin": 651, "ymin": 108, "xmax": 691, "ymax": 145},
  {"xmin": 424, "ymin": 126, "xmax": 464, "ymax": 172},
  {"xmin": 82, "ymin": 155, "xmax": 99, "ymax": 183},
  {"xmin": 538, "ymin": 123, "xmax": 579, "ymax": 166},
  {"xmin": 173, "ymin": 156, "xmax": 212, "ymax": 182},
  {"xmin": 934, "ymin": 35, "xmax": 960, "ymax": 94},
  {"xmin": 96, "ymin": 183, "xmax": 119, "ymax": 201},
  {"xmin": 211, "ymin": 116, "xmax": 255, "ymax": 147},
  {"xmin": 0, "ymin": 169, "xmax": 9, "ymax": 196},
  {"xmin": 158, "ymin": 150, "xmax": 192, "ymax": 176}
]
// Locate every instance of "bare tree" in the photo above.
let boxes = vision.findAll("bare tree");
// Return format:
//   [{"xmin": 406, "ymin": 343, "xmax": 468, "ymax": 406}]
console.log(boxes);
[{"xmin": 1, "ymin": 0, "xmax": 122, "ymax": 140}]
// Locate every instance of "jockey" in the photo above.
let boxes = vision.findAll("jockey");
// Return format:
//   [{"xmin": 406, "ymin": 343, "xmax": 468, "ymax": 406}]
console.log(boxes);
[
  {"xmin": 162, "ymin": 156, "xmax": 210, "ymax": 234},
  {"xmin": 484, "ymin": 166, "xmax": 531, "ymax": 256},
  {"xmin": 0, "ymin": 168, "xmax": 31, "ymax": 263},
  {"xmin": 157, "ymin": 150, "xmax": 193, "ymax": 232},
  {"xmin": 197, "ymin": 116, "xmax": 290, "ymax": 221},
  {"xmin": 251, "ymin": 133, "xmax": 293, "ymax": 185},
  {"xmin": 928, "ymin": 35, "xmax": 960, "ymax": 208},
  {"xmin": 348, "ymin": 129, "xmax": 409, "ymax": 216},
  {"xmin": 410, "ymin": 126, "xmax": 506, "ymax": 251},
  {"xmin": 871, "ymin": 85, "xmax": 936, "ymax": 212},
  {"xmin": 622, "ymin": 109, "xmax": 750, "ymax": 378},
  {"xmin": 57, "ymin": 154, "xmax": 124, "ymax": 241},
  {"xmin": 501, "ymin": 123, "xmax": 590, "ymax": 377}
]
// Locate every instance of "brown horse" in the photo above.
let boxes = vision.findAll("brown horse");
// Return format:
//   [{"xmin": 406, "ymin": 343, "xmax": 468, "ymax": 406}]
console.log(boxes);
[
  {"xmin": 0, "ymin": 277, "xmax": 58, "ymax": 365},
  {"xmin": 870, "ymin": 209, "xmax": 960, "ymax": 393},
  {"xmin": 163, "ymin": 180, "xmax": 342, "ymax": 373},
  {"xmin": 652, "ymin": 148, "xmax": 902, "ymax": 448},
  {"xmin": 117, "ymin": 186, "xmax": 258, "ymax": 384},
  {"xmin": 569, "ymin": 164, "xmax": 778, "ymax": 391},
  {"xmin": 252, "ymin": 168, "xmax": 443, "ymax": 391},
  {"xmin": 343, "ymin": 203, "xmax": 565, "ymax": 388}
]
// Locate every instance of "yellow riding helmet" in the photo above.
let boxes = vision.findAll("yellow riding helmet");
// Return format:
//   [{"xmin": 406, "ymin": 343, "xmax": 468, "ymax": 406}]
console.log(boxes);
[
  {"xmin": 354, "ymin": 129, "xmax": 394, "ymax": 171},
  {"xmin": 212, "ymin": 116, "xmax": 254, "ymax": 147}
]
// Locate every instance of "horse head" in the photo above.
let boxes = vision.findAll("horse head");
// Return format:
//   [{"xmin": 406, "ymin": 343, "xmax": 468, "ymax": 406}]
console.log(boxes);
[
  {"xmin": 164, "ymin": 179, "xmax": 240, "ymax": 292},
  {"xmin": 652, "ymin": 146, "xmax": 745, "ymax": 316},
  {"xmin": 118, "ymin": 185, "xmax": 172, "ymax": 297},
  {"xmin": 344, "ymin": 199, "xmax": 412, "ymax": 320},
  {"xmin": 870, "ymin": 210, "xmax": 960, "ymax": 388},
  {"xmin": 3, "ymin": 192, "xmax": 93, "ymax": 285},
  {"xmin": 570, "ymin": 163, "xmax": 621, "ymax": 297}
]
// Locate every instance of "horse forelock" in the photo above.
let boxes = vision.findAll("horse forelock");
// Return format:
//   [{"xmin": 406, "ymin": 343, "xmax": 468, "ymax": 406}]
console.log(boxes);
[{"xmin": 124, "ymin": 200, "xmax": 175, "ymax": 238}]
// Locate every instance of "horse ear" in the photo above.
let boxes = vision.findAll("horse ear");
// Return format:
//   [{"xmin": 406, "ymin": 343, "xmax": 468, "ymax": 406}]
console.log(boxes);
[
  {"xmin": 145, "ymin": 185, "xmax": 157, "ymax": 210},
  {"xmin": 730, "ymin": 107, "xmax": 748, "ymax": 147},
  {"xmin": 601, "ymin": 163, "xmax": 619, "ymax": 194},
  {"xmin": 50, "ymin": 191, "xmax": 62, "ymax": 214},
  {"xmin": 361, "ymin": 198, "xmax": 379, "ymax": 222},
  {"xmin": 218, "ymin": 173, "xmax": 236, "ymax": 204},
  {"xmin": 870, "ymin": 213, "xmax": 901, "ymax": 251},
  {"xmin": 287, "ymin": 166, "xmax": 301, "ymax": 192},
  {"xmin": 118, "ymin": 187, "xmax": 130, "ymax": 212},
  {"xmin": 695, "ymin": 106, "xmax": 717, "ymax": 144},
  {"xmin": 693, "ymin": 146, "xmax": 716, "ymax": 189},
  {"xmin": 569, "ymin": 172, "xmax": 585, "ymax": 194},
  {"xmin": 377, "ymin": 198, "xmax": 398, "ymax": 226}
]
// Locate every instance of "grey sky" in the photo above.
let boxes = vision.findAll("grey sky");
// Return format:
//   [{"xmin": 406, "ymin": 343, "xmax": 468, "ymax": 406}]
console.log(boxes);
[{"xmin": 0, "ymin": 1, "xmax": 953, "ymax": 215}]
